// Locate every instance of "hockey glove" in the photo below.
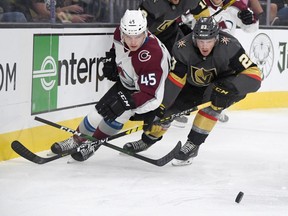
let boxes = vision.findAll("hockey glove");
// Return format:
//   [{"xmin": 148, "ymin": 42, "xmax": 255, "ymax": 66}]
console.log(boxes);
[
  {"xmin": 179, "ymin": 13, "xmax": 193, "ymax": 35},
  {"xmin": 237, "ymin": 9, "xmax": 254, "ymax": 25},
  {"xmin": 211, "ymin": 81, "xmax": 238, "ymax": 110},
  {"xmin": 143, "ymin": 104, "xmax": 166, "ymax": 132},
  {"xmin": 102, "ymin": 48, "xmax": 118, "ymax": 82},
  {"xmin": 96, "ymin": 90, "xmax": 136, "ymax": 122},
  {"xmin": 179, "ymin": 23, "xmax": 192, "ymax": 36}
]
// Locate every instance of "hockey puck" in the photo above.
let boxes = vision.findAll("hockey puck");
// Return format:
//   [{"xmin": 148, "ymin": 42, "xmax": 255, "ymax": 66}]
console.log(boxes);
[{"xmin": 235, "ymin": 191, "xmax": 244, "ymax": 203}]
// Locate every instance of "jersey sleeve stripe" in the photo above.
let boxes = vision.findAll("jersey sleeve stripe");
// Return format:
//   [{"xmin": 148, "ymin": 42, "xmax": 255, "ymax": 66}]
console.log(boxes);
[
  {"xmin": 241, "ymin": 66, "xmax": 262, "ymax": 81},
  {"xmin": 168, "ymin": 72, "xmax": 186, "ymax": 88}
]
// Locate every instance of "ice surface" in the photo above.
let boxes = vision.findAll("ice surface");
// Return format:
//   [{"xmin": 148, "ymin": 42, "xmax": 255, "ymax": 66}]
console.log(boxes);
[{"xmin": 1, "ymin": 109, "xmax": 288, "ymax": 216}]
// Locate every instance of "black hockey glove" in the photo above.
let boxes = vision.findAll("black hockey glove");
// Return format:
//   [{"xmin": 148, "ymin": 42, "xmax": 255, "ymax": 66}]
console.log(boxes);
[
  {"xmin": 102, "ymin": 48, "xmax": 118, "ymax": 82},
  {"xmin": 211, "ymin": 81, "xmax": 238, "ymax": 110},
  {"xmin": 178, "ymin": 22, "xmax": 192, "ymax": 36},
  {"xmin": 96, "ymin": 90, "xmax": 136, "ymax": 122},
  {"xmin": 237, "ymin": 9, "xmax": 254, "ymax": 25},
  {"xmin": 143, "ymin": 104, "xmax": 166, "ymax": 132}
]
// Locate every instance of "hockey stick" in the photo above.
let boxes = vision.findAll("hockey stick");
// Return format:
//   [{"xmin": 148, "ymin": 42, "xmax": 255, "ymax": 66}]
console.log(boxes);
[
  {"xmin": 11, "ymin": 102, "xmax": 210, "ymax": 165},
  {"xmin": 158, "ymin": 101, "xmax": 211, "ymax": 123},
  {"xmin": 11, "ymin": 122, "xmax": 146, "ymax": 165},
  {"xmin": 35, "ymin": 116, "xmax": 144, "ymax": 144},
  {"xmin": 211, "ymin": 0, "xmax": 237, "ymax": 17},
  {"xmin": 34, "ymin": 101, "xmax": 211, "ymax": 144},
  {"xmin": 33, "ymin": 101, "xmax": 210, "ymax": 150},
  {"xmin": 11, "ymin": 140, "xmax": 181, "ymax": 167}
]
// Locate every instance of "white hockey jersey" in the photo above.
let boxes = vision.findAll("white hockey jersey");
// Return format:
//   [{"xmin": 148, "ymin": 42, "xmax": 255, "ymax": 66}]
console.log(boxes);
[
  {"xmin": 183, "ymin": 0, "xmax": 259, "ymax": 36},
  {"xmin": 112, "ymin": 27, "xmax": 171, "ymax": 114},
  {"xmin": 207, "ymin": 0, "xmax": 259, "ymax": 35}
]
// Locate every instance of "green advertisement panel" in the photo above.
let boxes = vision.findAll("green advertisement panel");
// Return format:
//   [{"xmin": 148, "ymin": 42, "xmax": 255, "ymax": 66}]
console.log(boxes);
[{"xmin": 32, "ymin": 35, "xmax": 59, "ymax": 114}]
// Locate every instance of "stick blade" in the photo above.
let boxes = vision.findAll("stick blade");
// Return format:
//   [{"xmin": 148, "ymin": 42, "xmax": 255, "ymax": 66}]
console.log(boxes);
[
  {"xmin": 155, "ymin": 141, "xmax": 181, "ymax": 166},
  {"xmin": 11, "ymin": 140, "xmax": 62, "ymax": 164}
]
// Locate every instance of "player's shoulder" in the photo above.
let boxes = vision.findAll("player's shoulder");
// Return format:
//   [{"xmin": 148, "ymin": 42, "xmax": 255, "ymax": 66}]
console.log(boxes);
[
  {"xmin": 143, "ymin": 34, "xmax": 165, "ymax": 56},
  {"xmin": 173, "ymin": 33, "xmax": 194, "ymax": 53},
  {"xmin": 218, "ymin": 31, "xmax": 241, "ymax": 45},
  {"xmin": 113, "ymin": 26, "xmax": 121, "ymax": 42},
  {"xmin": 140, "ymin": 0, "xmax": 168, "ymax": 12},
  {"xmin": 132, "ymin": 34, "xmax": 165, "ymax": 64},
  {"xmin": 217, "ymin": 31, "xmax": 243, "ymax": 54},
  {"xmin": 131, "ymin": 35, "xmax": 168, "ymax": 73},
  {"xmin": 171, "ymin": 33, "xmax": 194, "ymax": 62},
  {"xmin": 181, "ymin": 0, "xmax": 203, "ymax": 10},
  {"xmin": 231, "ymin": 0, "xmax": 248, "ymax": 11},
  {"xmin": 141, "ymin": 0, "xmax": 167, "ymax": 6}
]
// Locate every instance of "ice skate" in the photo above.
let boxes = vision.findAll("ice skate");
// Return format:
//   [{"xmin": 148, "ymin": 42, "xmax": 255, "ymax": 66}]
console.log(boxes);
[
  {"xmin": 70, "ymin": 140, "xmax": 100, "ymax": 162},
  {"xmin": 51, "ymin": 137, "xmax": 80, "ymax": 154},
  {"xmin": 172, "ymin": 139, "xmax": 199, "ymax": 166},
  {"xmin": 123, "ymin": 139, "xmax": 153, "ymax": 153}
]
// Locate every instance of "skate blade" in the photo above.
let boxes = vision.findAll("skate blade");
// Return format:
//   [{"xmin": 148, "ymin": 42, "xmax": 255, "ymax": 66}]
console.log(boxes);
[{"xmin": 171, "ymin": 158, "xmax": 193, "ymax": 166}]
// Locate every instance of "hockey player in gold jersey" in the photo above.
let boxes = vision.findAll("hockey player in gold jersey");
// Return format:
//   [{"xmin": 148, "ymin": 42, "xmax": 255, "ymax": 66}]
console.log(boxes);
[{"xmin": 124, "ymin": 16, "xmax": 262, "ymax": 166}]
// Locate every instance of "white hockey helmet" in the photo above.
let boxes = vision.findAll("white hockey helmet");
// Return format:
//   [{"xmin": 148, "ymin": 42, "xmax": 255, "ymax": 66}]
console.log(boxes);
[{"xmin": 120, "ymin": 10, "xmax": 147, "ymax": 36}]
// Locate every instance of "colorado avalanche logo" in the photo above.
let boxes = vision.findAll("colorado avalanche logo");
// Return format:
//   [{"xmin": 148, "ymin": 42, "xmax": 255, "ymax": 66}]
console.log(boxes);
[{"xmin": 138, "ymin": 50, "xmax": 151, "ymax": 62}]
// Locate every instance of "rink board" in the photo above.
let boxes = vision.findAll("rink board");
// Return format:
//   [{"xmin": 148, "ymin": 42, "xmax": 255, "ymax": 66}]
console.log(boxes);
[{"xmin": 1, "ymin": 27, "xmax": 288, "ymax": 161}]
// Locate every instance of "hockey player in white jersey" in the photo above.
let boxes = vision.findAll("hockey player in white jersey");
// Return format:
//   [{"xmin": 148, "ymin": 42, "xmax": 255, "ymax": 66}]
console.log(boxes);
[
  {"xmin": 206, "ymin": 0, "xmax": 259, "ymax": 35},
  {"xmin": 182, "ymin": 0, "xmax": 259, "ymax": 35},
  {"xmin": 50, "ymin": 9, "xmax": 171, "ymax": 161}
]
